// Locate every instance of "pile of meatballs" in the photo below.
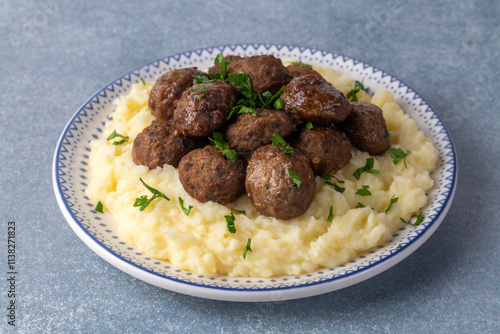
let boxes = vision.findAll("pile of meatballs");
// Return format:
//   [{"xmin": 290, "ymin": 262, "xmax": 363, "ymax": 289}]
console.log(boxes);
[{"xmin": 132, "ymin": 54, "xmax": 390, "ymax": 220}]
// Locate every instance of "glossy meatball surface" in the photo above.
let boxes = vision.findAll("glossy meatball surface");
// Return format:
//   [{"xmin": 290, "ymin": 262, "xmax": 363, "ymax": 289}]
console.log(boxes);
[
  {"xmin": 245, "ymin": 144, "xmax": 315, "ymax": 220},
  {"xmin": 339, "ymin": 102, "xmax": 390, "ymax": 156},
  {"xmin": 280, "ymin": 74, "xmax": 351, "ymax": 124},
  {"xmin": 132, "ymin": 120, "xmax": 202, "ymax": 169},
  {"xmin": 173, "ymin": 80, "xmax": 237, "ymax": 137},
  {"xmin": 287, "ymin": 63, "xmax": 322, "ymax": 78},
  {"xmin": 291, "ymin": 125, "xmax": 352, "ymax": 177},
  {"xmin": 148, "ymin": 68, "xmax": 208, "ymax": 121},
  {"xmin": 225, "ymin": 109, "xmax": 296, "ymax": 152},
  {"xmin": 178, "ymin": 145, "xmax": 246, "ymax": 205}
]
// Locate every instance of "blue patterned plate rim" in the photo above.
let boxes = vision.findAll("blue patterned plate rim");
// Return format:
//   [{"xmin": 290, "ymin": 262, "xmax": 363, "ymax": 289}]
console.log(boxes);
[{"xmin": 52, "ymin": 44, "xmax": 457, "ymax": 302}]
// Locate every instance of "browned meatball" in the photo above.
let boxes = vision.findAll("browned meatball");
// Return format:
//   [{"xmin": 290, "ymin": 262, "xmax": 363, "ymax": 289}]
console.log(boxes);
[
  {"xmin": 208, "ymin": 55, "xmax": 245, "ymax": 74},
  {"xmin": 225, "ymin": 109, "xmax": 296, "ymax": 152},
  {"xmin": 245, "ymin": 145, "xmax": 315, "ymax": 220},
  {"xmin": 280, "ymin": 74, "xmax": 351, "ymax": 124},
  {"xmin": 338, "ymin": 102, "xmax": 390, "ymax": 155},
  {"xmin": 178, "ymin": 145, "xmax": 246, "ymax": 204},
  {"xmin": 291, "ymin": 125, "xmax": 352, "ymax": 177},
  {"xmin": 227, "ymin": 55, "xmax": 291, "ymax": 94},
  {"xmin": 287, "ymin": 63, "xmax": 322, "ymax": 78},
  {"xmin": 148, "ymin": 68, "xmax": 209, "ymax": 121},
  {"xmin": 132, "ymin": 120, "xmax": 203, "ymax": 169},
  {"xmin": 173, "ymin": 80, "xmax": 238, "ymax": 137}
]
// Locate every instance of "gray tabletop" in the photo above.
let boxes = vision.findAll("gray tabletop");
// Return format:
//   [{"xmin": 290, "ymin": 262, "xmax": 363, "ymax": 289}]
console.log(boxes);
[{"xmin": 1, "ymin": 1, "xmax": 499, "ymax": 333}]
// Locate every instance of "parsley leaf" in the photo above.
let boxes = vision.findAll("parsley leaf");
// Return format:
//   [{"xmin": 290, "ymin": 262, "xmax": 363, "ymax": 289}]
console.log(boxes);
[
  {"xmin": 257, "ymin": 86, "xmax": 285, "ymax": 109},
  {"xmin": 95, "ymin": 201, "xmax": 103, "ymax": 213},
  {"xmin": 355, "ymin": 202, "xmax": 366, "ymax": 208},
  {"xmin": 384, "ymin": 195, "xmax": 399, "ymax": 213},
  {"xmin": 133, "ymin": 178, "xmax": 170, "ymax": 211},
  {"xmin": 209, "ymin": 132, "xmax": 238, "ymax": 163},
  {"xmin": 288, "ymin": 168, "xmax": 302, "ymax": 188},
  {"xmin": 243, "ymin": 238, "xmax": 252, "ymax": 260},
  {"xmin": 225, "ymin": 213, "xmax": 237, "ymax": 233},
  {"xmin": 212, "ymin": 53, "xmax": 233, "ymax": 80},
  {"xmin": 231, "ymin": 208, "xmax": 246, "ymax": 215},
  {"xmin": 226, "ymin": 72, "xmax": 253, "ymax": 99},
  {"xmin": 400, "ymin": 211, "xmax": 425, "ymax": 226},
  {"xmin": 291, "ymin": 60, "xmax": 311, "ymax": 66},
  {"xmin": 356, "ymin": 185, "xmax": 372, "ymax": 197},
  {"xmin": 327, "ymin": 205, "xmax": 334, "ymax": 223},
  {"xmin": 292, "ymin": 107, "xmax": 299, "ymax": 115},
  {"xmin": 140, "ymin": 77, "xmax": 146, "ymax": 86},
  {"xmin": 272, "ymin": 132, "xmax": 295, "ymax": 156},
  {"xmin": 353, "ymin": 157, "xmax": 380, "ymax": 180},
  {"xmin": 389, "ymin": 148, "xmax": 412, "ymax": 168},
  {"xmin": 193, "ymin": 75, "xmax": 215, "ymax": 85},
  {"xmin": 178, "ymin": 197, "xmax": 193, "ymax": 216},
  {"xmin": 305, "ymin": 122, "xmax": 313, "ymax": 130},
  {"xmin": 323, "ymin": 173, "xmax": 345, "ymax": 193},
  {"xmin": 107, "ymin": 130, "xmax": 129, "ymax": 145},
  {"xmin": 274, "ymin": 98, "xmax": 284, "ymax": 110},
  {"xmin": 346, "ymin": 79, "xmax": 365, "ymax": 102}
]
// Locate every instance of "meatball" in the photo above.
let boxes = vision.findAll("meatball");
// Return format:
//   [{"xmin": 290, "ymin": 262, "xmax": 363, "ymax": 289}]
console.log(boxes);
[
  {"xmin": 208, "ymin": 55, "xmax": 245, "ymax": 74},
  {"xmin": 280, "ymin": 74, "xmax": 351, "ymax": 124},
  {"xmin": 132, "ymin": 120, "xmax": 203, "ymax": 169},
  {"xmin": 225, "ymin": 109, "xmax": 296, "ymax": 152},
  {"xmin": 178, "ymin": 145, "xmax": 246, "ymax": 204},
  {"xmin": 245, "ymin": 144, "xmax": 315, "ymax": 220},
  {"xmin": 287, "ymin": 63, "xmax": 322, "ymax": 78},
  {"xmin": 173, "ymin": 80, "xmax": 238, "ymax": 137},
  {"xmin": 338, "ymin": 102, "xmax": 390, "ymax": 155},
  {"xmin": 148, "ymin": 67, "xmax": 209, "ymax": 121},
  {"xmin": 227, "ymin": 55, "xmax": 291, "ymax": 94},
  {"xmin": 291, "ymin": 125, "xmax": 352, "ymax": 177}
]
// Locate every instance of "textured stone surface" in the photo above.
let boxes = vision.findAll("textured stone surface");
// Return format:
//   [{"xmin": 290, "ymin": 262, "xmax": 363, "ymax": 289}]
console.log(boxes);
[{"xmin": 1, "ymin": 0, "xmax": 499, "ymax": 332}]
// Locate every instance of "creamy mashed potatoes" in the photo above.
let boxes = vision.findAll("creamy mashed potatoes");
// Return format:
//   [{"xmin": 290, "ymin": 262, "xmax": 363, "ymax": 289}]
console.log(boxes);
[{"xmin": 86, "ymin": 64, "xmax": 438, "ymax": 277}]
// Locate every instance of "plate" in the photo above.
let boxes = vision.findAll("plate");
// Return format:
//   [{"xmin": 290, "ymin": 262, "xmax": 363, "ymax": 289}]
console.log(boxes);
[{"xmin": 52, "ymin": 44, "xmax": 457, "ymax": 302}]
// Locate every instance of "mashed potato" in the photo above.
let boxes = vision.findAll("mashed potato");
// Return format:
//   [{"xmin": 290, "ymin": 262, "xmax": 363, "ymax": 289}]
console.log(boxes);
[{"xmin": 86, "ymin": 64, "xmax": 438, "ymax": 277}]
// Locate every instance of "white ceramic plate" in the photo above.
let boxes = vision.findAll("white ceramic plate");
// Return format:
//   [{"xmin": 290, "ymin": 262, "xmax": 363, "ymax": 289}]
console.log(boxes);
[{"xmin": 52, "ymin": 44, "xmax": 457, "ymax": 302}]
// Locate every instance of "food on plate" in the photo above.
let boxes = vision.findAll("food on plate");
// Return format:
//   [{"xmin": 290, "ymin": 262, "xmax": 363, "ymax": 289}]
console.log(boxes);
[
  {"xmin": 339, "ymin": 101, "xmax": 390, "ymax": 155},
  {"xmin": 290, "ymin": 124, "xmax": 352, "ymax": 177},
  {"xmin": 148, "ymin": 67, "xmax": 208, "ymax": 121},
  {"xmin": 85, "ymin": 54, "xmax": 438, "ymax": 277},
  {"xmin": 178, "ymin": 145, "xmax": 246, "ymax": 205},
  {"xmin": 286, "ymin": 62, "xmax": 322, "ymax": 78},
  {"xmin": 132, "ymin": 120, "xmax": 203, "ymax": 169},
  {"xmin": 280, "ymin": 73, "xmax": 351, "ymax": 123}
]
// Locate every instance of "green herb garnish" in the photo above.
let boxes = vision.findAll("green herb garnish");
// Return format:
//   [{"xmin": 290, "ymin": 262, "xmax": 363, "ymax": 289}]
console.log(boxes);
[
  {"xmin": 356, "ymin": 185, "xmax": 372, "ymax": 197},
  {"xmin": 292, "ymin": 107, "xmax": 299, "ymax": 115},
  {"xmin": 400, "ymin": 211, "xmax": 425, "ymax": 226},
  {"xmin": 209, "ymin": 132, "xmax": 238, "ymax": 163},
  {"xmin": 140, "ymin": 77, "xmax": 146, "ymax": 86},
  {"xmin": 384, "ymin": 195, "xmax": 399, "ymax": 213},
  {"xmin": 353, "ymin": 157, "xmax": 380, "ymax": 180},
  {"xmin": 95, "ymin": 201, "xmax": 104, "ymax": 213},
  {"xmin": 274, "ymin": 98, "xmax": 284, "ymax": 110},
  {"xmin": 287, "ymin": 168, "xmax": 302, "ymax": 188},
  {"xmin": 327, "ymin": 205, "xmax": 334, "ymax": 223},
  {"xmin": 272, "ymin": 132, "xmax": 295, "ymax": 156},
  {"xmin": 179, "ymin": 197, "xmax": 193, "ymax": 216},
  {"xmin": 291, "ymin": 60, "xmax": 311, "ymax": 66},
  {"xmin": 107, "ymin": 130, "xmax": 129, "ymax": 145},
  {"xmin": 133, "ymin": 178, "xmax": 170, "ymax": 211},
  {"xmin": 211, "ymin": 53, "xmax": 233, "ymax": 80},
  {"xmin": 225, "ymin": 213, "xmax": 237, "ymax": 233},
  {"xmin": 323, "ymin": 173, "xmax": 345, "ymax": 193},
  {"xmin": 193, "ymin": 75, "xmax": 215, "ymax": 85},
  {"xmin": 226, "ymin": 72, "xmax": 253, "ymax": 99},
  {"xmin": 305, "ymin": 122, "xmax": 313, "ymax": 130},
  {"xmin": 193, "ymin": 93, "xmax": 206, "ymax": 99},
  {"xmin": 346, "ymin": 79, "xmax": 365, "ymax": 102},
  {"xmin": 355, "ymin": 202, "xmax": 366, "ymax": 208},
  {"xmin": 390, "ymin": 148, "xmax": 412, "ymax": 168},
  {"xmin": 243, "ymin": 238, "xmax": 252, "ymax": 259}
]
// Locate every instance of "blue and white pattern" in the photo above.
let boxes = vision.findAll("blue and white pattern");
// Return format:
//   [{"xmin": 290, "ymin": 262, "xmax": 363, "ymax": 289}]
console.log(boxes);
[{"xmin": 52, "ymin": 44, "xmax": 457, "ymax": 302}]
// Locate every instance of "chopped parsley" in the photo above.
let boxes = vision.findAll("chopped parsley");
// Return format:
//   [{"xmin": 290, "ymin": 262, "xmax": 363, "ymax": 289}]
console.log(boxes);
[
  {"xmin": 305, "ymin": 122, "xmax": 313, "ymax": 130},
  {"xmin": 211, "ymin": 53, "xmax": 233, "ymax": 80},
  {"xmin": 390, "ymin": 148, "xmax": 412, "ymax": 168},
  {"xmin": 400, "ymin": 211, "xmax": 425, "ymax": 226},
  {"xmin": 209, "ymin": 132, "xmax": 238, "ymax": 163},
  {"xmin": 274, "ymin": 98, "xmax": 284, "ymax": 110},
  {"xmin": 287, "ymin": 168, "xmax": 302, "ymax": 188},
  {"xmin": 355, "ymin": 202, "xmax": 366, "ymax": 208},
  {"xmin": 353, "ymin": 157, "xmax": 380, "ymax": 180},
  {"xmin": 226, "ymin": 72, "xmax": 253, "ymax": 99},
  {"xmin": 224, "ymin": 209, "xmax": 246, "ymax": 234},
  {"xmin": 178, "ymin": 197, "xmax": 193, "ymax": 216},
  {"xmin": 291, "ymin": 60, "xmax": 311, "ymax": 66},
  {"xmin": 133, "ymin": 178, "xmax": 170, "ymax": 211},
  {"xmin": 327, "ymin": 205, "xmax": 334, "ymax": 223},
  {"xmin": 140, "ymin": 77, "xmax": 146, "ymax": 86},
  {"xmin": 193, "ymin": 93, "xmax": 206, "ymax": 99},
  {"xmin": 257, "ymin": 86, "xmax": 285, "ymax": 109},
  {"xmin": 323, "ymin": 173, "xmax": 345, "ymax": 193},
  {"xmin": 193, "ymin": 75, "xmax": 215, "ymax": 85},
  {"xmin": 292, "ymin": 107, "xmax": 299, "ymax": 115},
  {"xmin": 356, "ymin": 185, "xmax": 372, "ymax": 197},
  {"xmin": 243, "ymin": 238, "xmax": 252, "ymax": 260},
  {"xmin": 346, "ymin": 79, "xmax": 365, "ymax": 102},
  {"xmin": 95, "ymin": 201, "xmax": 103, "ymax": 213},
  {"xmin": 107, "ymin": 130, "xmax": 129, "ymax": 145},
  {"xmin": 384, "ymin": 195, "xmax": 399, "ymax": 213},
  {"xmin": 272, "ymin": 132, "xmax": 295, "ymax": 156}
]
